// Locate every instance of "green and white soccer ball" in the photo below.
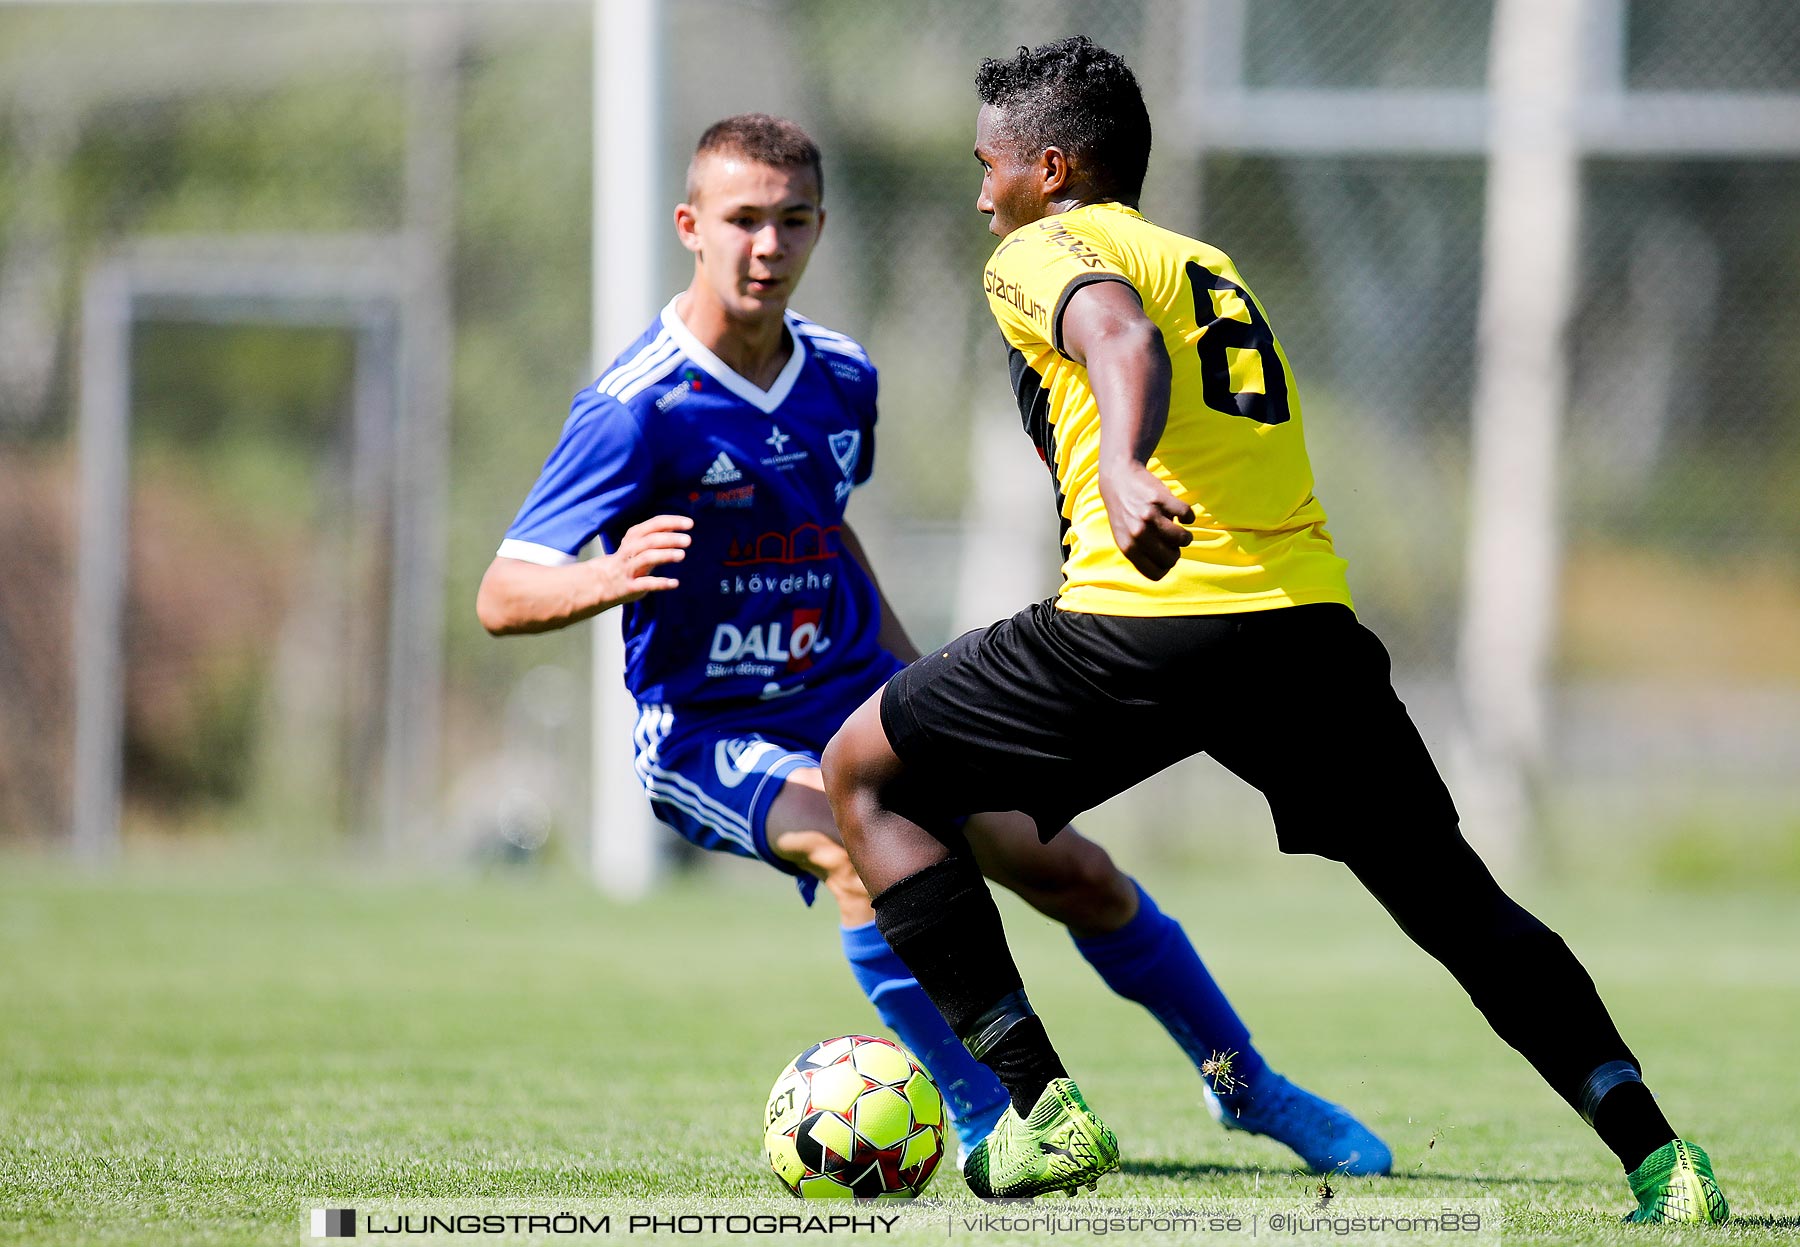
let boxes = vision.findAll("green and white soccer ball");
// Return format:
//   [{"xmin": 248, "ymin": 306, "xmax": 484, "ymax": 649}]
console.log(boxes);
[{"xmin": 764, "ymin": 1034, "xmax": 945, "ymax": 1199}]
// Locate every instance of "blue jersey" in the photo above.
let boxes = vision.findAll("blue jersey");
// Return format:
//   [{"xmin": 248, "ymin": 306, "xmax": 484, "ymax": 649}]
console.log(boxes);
[{"xmin": 500, "ymin": 299, "xmax": 889, "ymax": 714}]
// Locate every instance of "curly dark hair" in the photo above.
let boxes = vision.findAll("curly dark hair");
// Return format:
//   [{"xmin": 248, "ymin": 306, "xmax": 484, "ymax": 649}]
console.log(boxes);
[
  {"xmin": 975, "ymin": 36, "xmax": 1151, "ymax": 205},
  {"xmin": 687, "ymin": 113, "xmax": 823, "ymax": 201}
]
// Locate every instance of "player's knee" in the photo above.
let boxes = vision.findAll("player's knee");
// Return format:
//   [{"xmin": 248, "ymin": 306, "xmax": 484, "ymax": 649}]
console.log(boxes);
[
  {"xmin": 818, "ymin": 731, "xmax": 859, "ymax": 821},
  {"xmin": 1077, "ymin": 845, "xmax": 1136, "ymax": 908},
  {"xmin": 1054, "ymin": 837, "xmax": 1138, "ymax": 929},
  {"xmin": 1001, "ymin": 828, "xmax": 1136, "ymax": 932},
  {"xmin": 819, "ymin": 707, "xmax": 890, "ymax": 829}
]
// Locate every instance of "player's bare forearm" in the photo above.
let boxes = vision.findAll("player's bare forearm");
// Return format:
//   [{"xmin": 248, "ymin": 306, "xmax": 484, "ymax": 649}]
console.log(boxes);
[
  {"xmin": 839, "ymin": 522, "xmax": 921, "ymax": 663},
  {"xmin": 476, "ymin": 514, "xmax": 691, "ymax": 636},
  {"xmin": 1061, "ymin": 281, "xmax": 1194, "ymax": 580},
  {"xmin": 476, "ymin": 558, "xmax": 612, "ymax": 635}
]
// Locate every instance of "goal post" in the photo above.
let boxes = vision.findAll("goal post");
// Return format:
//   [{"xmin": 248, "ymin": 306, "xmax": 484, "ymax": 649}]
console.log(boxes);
[{"xmin": 588, "ymin": 0, "xmax": 664, "ymax": 898}]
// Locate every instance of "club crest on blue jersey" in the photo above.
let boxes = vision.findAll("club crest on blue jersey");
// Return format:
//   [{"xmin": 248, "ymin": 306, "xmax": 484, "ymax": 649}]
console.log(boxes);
[{"xmin": 829, "ymin": 430, "xmax": 861, "ymax": 502}]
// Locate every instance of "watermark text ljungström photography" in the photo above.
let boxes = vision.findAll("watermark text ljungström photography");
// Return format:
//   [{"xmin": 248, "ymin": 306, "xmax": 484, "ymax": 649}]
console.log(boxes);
[{"xmin": 301, "ymin": 1197, "xmax": 1502, "ymax": 1243}]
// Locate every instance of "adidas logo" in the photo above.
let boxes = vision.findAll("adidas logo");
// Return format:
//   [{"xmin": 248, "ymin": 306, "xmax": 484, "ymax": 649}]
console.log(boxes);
[{"xmin": 701, "ymin": 453, "xmax": 742, "ymax": 485}]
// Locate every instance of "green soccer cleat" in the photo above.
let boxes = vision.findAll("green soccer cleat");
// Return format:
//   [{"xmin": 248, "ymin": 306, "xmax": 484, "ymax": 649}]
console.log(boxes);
[
  {"xmin": 1624, "ymin": 1139, "xmax": 1729, "ymax": 1224},
  {"xmin": 963, "ymin": 1135, "xmax": 994, "ymax": 1197},
  {"xmin": 961, "ymin": 1078, "xmax": 1120, "ymax": 1200}
]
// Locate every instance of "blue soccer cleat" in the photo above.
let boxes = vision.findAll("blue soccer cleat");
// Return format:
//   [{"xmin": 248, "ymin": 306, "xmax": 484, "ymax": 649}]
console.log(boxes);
[{"xmin": 1203, "ymin": 1072, "xmax": 1392, "ymax": 1176}]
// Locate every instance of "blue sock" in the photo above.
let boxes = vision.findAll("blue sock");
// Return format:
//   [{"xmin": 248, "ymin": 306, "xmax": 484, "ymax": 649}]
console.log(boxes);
[
  {"xmin": 1072, "ymin": 880, "xmax": 1269, "ymax": 1089},
  {"xmin": 840, "ymin": 920, "xmax": 1009, "ymax": 1141}
]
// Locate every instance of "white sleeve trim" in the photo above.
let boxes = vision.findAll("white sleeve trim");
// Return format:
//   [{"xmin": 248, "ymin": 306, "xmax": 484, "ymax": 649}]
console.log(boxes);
[{"xmin": 496, "ymin": 539, "xmax": 579, "ymax": 566}]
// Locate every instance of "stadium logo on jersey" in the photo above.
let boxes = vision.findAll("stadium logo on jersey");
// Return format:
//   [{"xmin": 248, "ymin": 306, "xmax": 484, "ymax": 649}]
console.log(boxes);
[
  {"xmin": 713, "ymin": 737, "xmax": 782, "ymax": 788},
  {"xmin": 760, "ymin": 424, "xmax": 808, "ymax": 469},
  {"xmin": 707, "ymin": 608, "xmax": 831, "ymax": 675},
  {"xmin": 701, "ymin": 452, "xmax": 743, "ymax": 485},
  {"xmin": 984, "ymin": 267, "xmax": 1049, "ymax": 327}
]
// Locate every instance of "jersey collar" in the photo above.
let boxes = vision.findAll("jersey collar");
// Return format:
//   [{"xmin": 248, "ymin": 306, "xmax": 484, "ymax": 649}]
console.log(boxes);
[
  {"xmin": 660, "ymin": 297, "xmax": 808, "ymax": 414},
  {"xmin": 1070, "ymin": 200, "xmax": 1142, "ymax": 222}
]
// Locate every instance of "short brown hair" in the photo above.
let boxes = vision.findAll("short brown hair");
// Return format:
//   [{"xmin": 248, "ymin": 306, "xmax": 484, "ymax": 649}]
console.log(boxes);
[{"xmin": 687, "ymin": 113, "xmax": 823, "ymax": 201}]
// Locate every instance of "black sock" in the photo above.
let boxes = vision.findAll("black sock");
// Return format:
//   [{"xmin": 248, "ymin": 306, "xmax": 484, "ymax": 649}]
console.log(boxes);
[
  {"xmin": 983, "ymin": 1016, "xmax": 1065, "ymax": 1111},
  {"xmin": 1344, "ymin": 834, "xmax": 1661, "ymax": 1152},
  {"xmin": 872, "ymin": 855, "xmax": 1066, "ymax": 1110},
  {"xmin": 1590, "ymin": 1078, "xmax": 1675, "ymax": 1173}
]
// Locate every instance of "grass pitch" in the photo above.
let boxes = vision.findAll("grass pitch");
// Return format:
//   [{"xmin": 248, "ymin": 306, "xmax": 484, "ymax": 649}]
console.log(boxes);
[{"xmin": 1, "ymin": 853, "xmax": 1795, "ymax": 1245}]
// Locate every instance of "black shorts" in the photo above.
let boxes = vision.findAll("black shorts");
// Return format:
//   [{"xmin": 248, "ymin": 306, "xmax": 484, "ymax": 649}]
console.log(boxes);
[{"xmin": 878, "ymin": 600, "xmax": 1457, "ymax": 858}]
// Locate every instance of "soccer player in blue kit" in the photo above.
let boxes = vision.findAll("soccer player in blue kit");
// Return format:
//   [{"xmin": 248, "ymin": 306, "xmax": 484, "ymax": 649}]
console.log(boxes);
[{"xmin": 477, "ymin": 114, "xmax": 1388, "ymax": 1182}]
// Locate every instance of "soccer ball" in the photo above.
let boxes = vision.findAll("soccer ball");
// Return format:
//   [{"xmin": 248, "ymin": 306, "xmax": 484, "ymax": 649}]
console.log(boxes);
[{"xmin": 764, "ymin": 1034, "xmax": 945, "ymax": 1199}]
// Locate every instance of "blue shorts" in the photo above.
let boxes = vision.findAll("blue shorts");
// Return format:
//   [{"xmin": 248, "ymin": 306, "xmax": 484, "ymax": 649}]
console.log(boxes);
[{"xmin": 631, "ymin": 656, "xmax": 903, "ymax": 904}]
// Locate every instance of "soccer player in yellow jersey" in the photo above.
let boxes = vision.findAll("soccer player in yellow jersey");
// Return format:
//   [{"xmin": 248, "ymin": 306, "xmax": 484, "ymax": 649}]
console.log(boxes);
[{"xmin": 823, "ymin": 37, "xmax": 1729, "ymax": 1220}]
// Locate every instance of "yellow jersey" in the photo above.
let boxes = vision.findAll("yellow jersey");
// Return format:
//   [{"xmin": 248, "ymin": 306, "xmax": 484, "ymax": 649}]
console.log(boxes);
[{"xmin": 981, "ymin": 201, "xmax": 1351, "ymax": 617}]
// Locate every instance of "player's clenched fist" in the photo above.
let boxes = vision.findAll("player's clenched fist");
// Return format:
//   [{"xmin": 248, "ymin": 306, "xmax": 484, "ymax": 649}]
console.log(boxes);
[
  {"xmin": 597, "ymin": 514, "xmax": 694, "ymax": 604},
  {"xmin": 1099, "ymin": 462, "xmax": 1194, "ymax": 581}
]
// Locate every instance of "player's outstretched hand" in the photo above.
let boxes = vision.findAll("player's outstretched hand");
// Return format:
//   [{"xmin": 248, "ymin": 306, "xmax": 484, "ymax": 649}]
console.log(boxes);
[
  {"xmin": 1100, "ymin": 462, "xmax": 1194, "ymax": 581},
  {"xmin": 599, "ymin": 514, "xmax": 693, "ymax": 604}
]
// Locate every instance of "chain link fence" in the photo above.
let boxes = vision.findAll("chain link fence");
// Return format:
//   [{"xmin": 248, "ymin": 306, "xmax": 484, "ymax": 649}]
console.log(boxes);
[{"xmin": 1, "ymin": 0, "xmax": 1795, "ymax": 877}]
